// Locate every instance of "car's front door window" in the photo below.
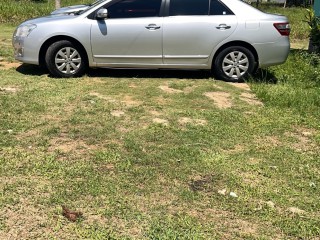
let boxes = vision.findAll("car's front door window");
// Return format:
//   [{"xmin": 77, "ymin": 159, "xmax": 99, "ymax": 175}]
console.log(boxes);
[{"xmin": 107, "ymin": 0, "xmax": 162, "ymax": 18}]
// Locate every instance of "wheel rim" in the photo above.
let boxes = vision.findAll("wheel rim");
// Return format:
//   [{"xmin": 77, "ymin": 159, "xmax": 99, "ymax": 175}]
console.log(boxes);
[
  {"xmin": 55, "ymin": 47, "xmax": 81, "ymax": 74},
  {"xmin": 222, "ymin": 51, "xmax": 249, "ymax": 79}
]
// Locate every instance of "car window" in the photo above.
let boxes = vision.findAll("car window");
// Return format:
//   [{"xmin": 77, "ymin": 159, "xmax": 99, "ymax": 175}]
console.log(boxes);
[
  {"xmin": 210, "ymin": 0, "xmax": 234, "ymax": 15},
  {"xmin": 107, "ymin": 0, "xmax": 162, "ymax": 18},
  {"xmin": 169, "ymin": 0, "xmax": 209, "ymax": 16}
]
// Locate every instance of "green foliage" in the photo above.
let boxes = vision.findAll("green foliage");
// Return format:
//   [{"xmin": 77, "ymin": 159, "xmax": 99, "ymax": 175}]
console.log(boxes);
[
  {"xmin": 258, "ymin": 5, "xmax": 309, "ymax": 40},
  {"xmin": 305, "ymin": 8, "xmax": 320, "ymax": 52},
  {"xmin": 252, "ymin": 50, "xmax": 320, "ymax": 119},
  {"xmin": 0, "ymin": 0, "xmax": 92, "ymax": 24}
]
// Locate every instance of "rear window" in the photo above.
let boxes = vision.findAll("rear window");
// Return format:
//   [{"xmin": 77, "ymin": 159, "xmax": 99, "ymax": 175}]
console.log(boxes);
[
  {"xmin": 210, "ymin": 0, "xmax": 234, "ymax": 15},
  {"xmin": 169, "ymin": 0, "xmax": 234, "ymax": 16}
]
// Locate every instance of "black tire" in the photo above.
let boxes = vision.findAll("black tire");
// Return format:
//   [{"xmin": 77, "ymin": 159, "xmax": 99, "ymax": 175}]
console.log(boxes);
[
  {"xmin": 213, "ymin": 46, "xmax": 256, "ymax": 82},
  {"xmin": 45, "ymin": 40, "xmax": 87, "ymax": 78}
]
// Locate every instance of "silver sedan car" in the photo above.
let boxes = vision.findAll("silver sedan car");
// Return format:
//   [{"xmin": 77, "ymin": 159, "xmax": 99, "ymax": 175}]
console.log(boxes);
[{"xmin": 13, "ymin": 0, "xmax": 290, "ymax": 81}]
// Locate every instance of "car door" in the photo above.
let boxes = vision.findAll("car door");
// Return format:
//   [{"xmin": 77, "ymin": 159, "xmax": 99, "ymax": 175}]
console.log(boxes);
[
  {"xmin": 163, "ymin": 0, "xmax": 237, "ymax": 66},
  {"xmin": 90, "ymin": 0, "xmax": 163, "ymax": 66}
]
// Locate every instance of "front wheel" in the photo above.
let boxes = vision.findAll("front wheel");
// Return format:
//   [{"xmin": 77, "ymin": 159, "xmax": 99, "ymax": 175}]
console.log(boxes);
[
  {"xmin": 213, "ymin": 46, "xmax": 256, "ymax": 82},
  {"xmin": 45, "ymin": 40, "xmax": 87, "ymax": 78}
]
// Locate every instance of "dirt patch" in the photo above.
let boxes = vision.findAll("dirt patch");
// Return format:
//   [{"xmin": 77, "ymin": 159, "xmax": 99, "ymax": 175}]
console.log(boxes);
[
  {"xmin": 121, "ymin": 95, "xmax": 142, "ymax": 107},
  {"xmin": 227, "ymin": 82, "xmax": 251, "ymax": 91},
  {"xmin": 111, "ymin": 110, "xmax": 125, "ymax": 117},
  {"xmin": 89, "ymin": 92, "xmax": 116, "ymax": 102},
  {"xmin": 48, "ymin": 136, "xmax": 98, "ymax": 154},
  {"xmin": 255, "ymin": 136, "xmax": 282, "ymax": 150},
  {"xmin": 0, "ymin": 62, "xmax": 21, "ymax": 70},
  {"xmin": 0, "ymin": 86, "xmax": 19, "ymax": 93},
  {"xmin": 221, "ymin": 144, "xmax": 245, "ymax": 154},
  {"xmin": 178, "ymin": 117, "xmax": 207, "ymax": 126},
  {"xmin": 240, "ymin": 172, "xmax": 265, "ymax": 188},
  {"xmin": 284, "ymin": 127, "xmax": 318, "ymax": 152},
  {"xmin": 240, "ymin": 92, "xmax": 263, "ymax": 106},
  {"xmin": 149, "ymin": 110, "xmax": 161, "ymax": 116},
  {"xmin": 204, "ymin": 92, "xmax": 232, "ymax": 109},
  {"xmin": 159, "ymin": 85, "xmax": 183, "ymax": 94},
  {"xmin": 152, "ymin": 118, "xmax": 169, "ymax": 126},
  {"xmin": 183, "ymin": 86, "xmax": 196, "ymax": 94}
]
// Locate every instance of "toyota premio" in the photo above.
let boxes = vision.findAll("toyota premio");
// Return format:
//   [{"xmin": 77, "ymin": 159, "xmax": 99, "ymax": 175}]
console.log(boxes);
[{"xmin": 13, "ymin": 0, "xmax": 290, "ymax": 81}]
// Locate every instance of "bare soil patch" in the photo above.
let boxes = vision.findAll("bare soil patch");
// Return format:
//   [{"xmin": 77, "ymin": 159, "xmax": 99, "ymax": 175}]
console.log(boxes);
[
  {"xmin": 89, "ymin": 92, "xmax": 116, "ymax": 102},
  {"xmin": 0, "ymin": 86, "xmax": 19, "ymax": 93},
  {"xmin": 121, "ymin": 95, "xmax": 142, "ymax": 107},
  {"xmin": 240, "ymin": 92, "xmax": 263, "ymax": 106},
  {"xmin": 48, "ymin": 136, "xmax": 98, "ymax": 154},
  {"xmin": 152, "ymin": 118, "xmax": 169, "ymax": 126},
  {"xmin": 227, "ymin": 82, "xmax": 251, "ymax": 91},
  {"xmin": 204, "ymin": 92, "xmax": 232, "ymax": 109},
  {"xmin": 0, "ymin": 61, "xmax": 21, "ymax": 70},
  {"xmin": 159, "ymin": 85, "xmax": 183, "ymax": 94},
  {"xmin": 178, "ymin": 117, "xmax": 207, "ymax": 126},
  {"xmin": 111, "ymin": 110, "xmax": 125, "ymax": 117},
  {"xmin": 285, "ymin": 127, "xmax": 317, "ymax": 152}
]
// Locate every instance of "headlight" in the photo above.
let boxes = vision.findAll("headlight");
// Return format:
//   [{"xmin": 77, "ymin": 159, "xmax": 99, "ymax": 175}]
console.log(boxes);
[{"xmin": 14, "ymin": 24, "xmax": 37, "ymax": 38}]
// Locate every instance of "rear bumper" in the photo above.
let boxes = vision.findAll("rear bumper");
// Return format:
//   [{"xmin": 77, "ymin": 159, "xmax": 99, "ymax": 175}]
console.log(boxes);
[{"xmin": 254, "ymin": 37, "xmax": 290, "ymax": 67}]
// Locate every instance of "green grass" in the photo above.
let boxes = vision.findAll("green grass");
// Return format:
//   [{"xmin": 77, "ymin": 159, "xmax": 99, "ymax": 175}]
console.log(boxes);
[
  {"xmin": 1, "ymin": 6, "xmax": 320, "ymax": 240},
  {"xmin": 258, "ymin": 5, "xmax": 309, "ymax": 40},
  {"xmin": 0, "ymin": 0, "xmax": 92, "ymax": 24}
]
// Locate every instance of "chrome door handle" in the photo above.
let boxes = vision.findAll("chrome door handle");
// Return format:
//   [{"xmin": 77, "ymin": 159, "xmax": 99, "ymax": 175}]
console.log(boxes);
[
  {"xmin": 216, "ymin": 24, "xmax": 231, "ymax": 30},
  {"xmin": 145, "ymin": 24, "xmax": 161, "ymax": 30}
]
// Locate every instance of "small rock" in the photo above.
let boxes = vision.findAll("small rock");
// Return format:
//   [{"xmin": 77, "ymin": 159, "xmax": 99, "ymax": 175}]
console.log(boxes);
[
  {"xmin": 309, "ymin": 182, "xmax": 316, "ymax": 188},
  {"xmin": 229, "ymin": 192, "xmax": 238, "ymax": 198},
  {"xmin": 266, "ymin": 201, "xmax": 275, "ymax": 208},
  {"xmin": 0, "ymin": 57, "xmax": 4, "ymax": 62},
  {"xmin": 7, "ymin": 129, "xmax": 13, "ymax": 134},
  {"xmin": 269, "ymin": 165, "xmax": 278, "ymax": 170},
  {"xmin": 218, "ymin": 189, "xmax": 227, "ymax": 195},
  {"xmin": 288, "ymin": 207, "xmax": 305, "ymax": 214}
]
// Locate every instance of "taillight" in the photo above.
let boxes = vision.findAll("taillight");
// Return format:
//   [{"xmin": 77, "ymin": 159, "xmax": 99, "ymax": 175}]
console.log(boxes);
[{"xmin": 273, "ymin": 22, "xmax": 290, "ymax": 36}]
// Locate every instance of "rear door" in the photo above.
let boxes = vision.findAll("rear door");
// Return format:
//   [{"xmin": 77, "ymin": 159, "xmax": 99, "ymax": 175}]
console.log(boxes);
[{"xmin": 163, "ymin": 0, "xmax": 237, "ymax": 66}]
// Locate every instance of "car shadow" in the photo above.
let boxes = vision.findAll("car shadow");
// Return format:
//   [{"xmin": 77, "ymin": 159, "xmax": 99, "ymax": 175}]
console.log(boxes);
[
  {"xmin": 16, "ymin": 64, "xmax": 48, "ymax": 76},
  {"xmin": 16, "ymin": 63, "xmax": 280, "ymax": 83},
  {"xmin": 250, "ymin": 68, "xmax": 278, "ymax": 84},
  {"xmin": 87, "ymin": 68, "xmax": 214, "ymax": 80},
  {"xmin": 16, "ymin": 64, "xmax": 214, "ymax": 79}
]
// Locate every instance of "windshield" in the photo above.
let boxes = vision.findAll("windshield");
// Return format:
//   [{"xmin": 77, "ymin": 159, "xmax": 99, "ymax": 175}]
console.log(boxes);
[
  {"xmin": 88, "ymin": 0, "xmax": 105, "ymax": 6},
  {"xmin": 80, "ymin": 0, "xmax": 108, "ymax": 14}
]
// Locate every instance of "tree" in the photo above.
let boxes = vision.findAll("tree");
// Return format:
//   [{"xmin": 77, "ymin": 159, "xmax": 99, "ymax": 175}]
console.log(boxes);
[{"xmin": 55, "ymin": 0, "xmax": 61, "ymax": 9}]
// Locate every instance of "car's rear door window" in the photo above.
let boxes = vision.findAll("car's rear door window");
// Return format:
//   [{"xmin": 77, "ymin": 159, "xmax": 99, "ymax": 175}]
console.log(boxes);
[
  {"xmin": 210, "ymin": 0, "xmax": 234, "ymax": 15},
  {"xmin": 169, "ymin": 0, "xmax": 209, "ymax": 16},
  {"xmin": 107, "ymin": 0, "xmax": 162, "ymax": 18}
]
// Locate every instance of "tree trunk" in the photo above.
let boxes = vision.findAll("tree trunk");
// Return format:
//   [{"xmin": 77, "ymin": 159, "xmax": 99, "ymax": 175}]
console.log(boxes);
[{"xmin": 55, "ymin": 0, "xmax": 61, "ymax": 9}]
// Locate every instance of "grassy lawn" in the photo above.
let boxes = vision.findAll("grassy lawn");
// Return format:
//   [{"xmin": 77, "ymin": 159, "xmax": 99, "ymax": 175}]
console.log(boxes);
[{"xmin": 1, "ymin": 6, "xmax": 320, "ymax": 240}]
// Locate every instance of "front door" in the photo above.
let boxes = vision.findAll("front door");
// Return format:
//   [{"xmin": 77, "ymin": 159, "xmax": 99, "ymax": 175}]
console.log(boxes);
[{"xmin": 90, "ymin": 0, "xmax": 163, "ymax": 66}]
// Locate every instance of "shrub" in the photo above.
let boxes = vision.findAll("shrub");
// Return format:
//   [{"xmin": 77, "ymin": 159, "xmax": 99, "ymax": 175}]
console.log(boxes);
[{"xmin": 305, "ymin": 8, "xmax": 320, "ymax": 53}]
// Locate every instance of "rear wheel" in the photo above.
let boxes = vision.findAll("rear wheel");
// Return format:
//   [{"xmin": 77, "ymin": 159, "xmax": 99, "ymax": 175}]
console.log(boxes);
[
  {"xmin": 45, "ymin": 40, "xmax": 87, "ymax": 78},
  {"xmin": 213, "ymin": 46, "xmax": 256, "ymax": 82}
]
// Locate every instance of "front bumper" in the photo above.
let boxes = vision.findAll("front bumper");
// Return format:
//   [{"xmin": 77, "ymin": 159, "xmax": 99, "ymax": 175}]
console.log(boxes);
[{"xmin": 12, "ymin": 35, "xmax": 39, "ymax": 65}]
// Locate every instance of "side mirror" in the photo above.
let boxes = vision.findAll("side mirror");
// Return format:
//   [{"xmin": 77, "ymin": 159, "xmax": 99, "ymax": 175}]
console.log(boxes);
[{"xmin": 96, "ymin": 8, "xmax": 108, "ymax": 19}]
